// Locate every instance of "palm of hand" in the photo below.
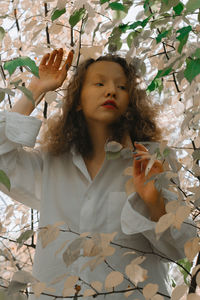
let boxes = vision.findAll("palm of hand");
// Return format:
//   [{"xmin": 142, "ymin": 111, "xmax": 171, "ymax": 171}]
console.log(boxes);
[
  {"xmin": 31, "ymin": 48, "xmax": 73, "ymax": 94},
  {"xmin": 38, "ymin": 63, "xmax": 65, "ymax": 92}
]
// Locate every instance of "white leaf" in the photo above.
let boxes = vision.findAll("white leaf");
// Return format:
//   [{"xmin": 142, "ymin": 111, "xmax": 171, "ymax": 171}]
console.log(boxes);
[
  {"xmin": 55, "ymin": 240, "xmax": 69, "ymax": 256},
  {"xmin": 80, "ymin": 232, "xmax": 90, "ymax": 237},
  {"xmin": 155, "ymin": 213, "xmax": 175, "ymax": 235},
  {"xmin": 32, "ymin": 282, "xmax": 46, "ymax": 298},
  {"xmin": 45, "ymin": 91, "xmax": 57, "ymax": 104},
  {"xmin": 50, "ymin": 273, "xmax": 68, "ymax": 285},
  {"xmin": 105, "ymin": 141, "xmax": 123, "ymax": 152},
  {"xmin": 184, "ymin": 237, "xmax": 200, "ymax": 262},
  {"xmin": 174, "ymin": 101, "xmax": 185, "ymax": 117},
  {"xmin": 63, "ymin": 276, "xmax": 78, "ymax": 289},
  {"xmin": 63, "ymin": 237, "xmax": 84, "ymax": 267},
  {"xmin": 104, "ymin": 271, "xmax": 124, "ymax": 290},
  {"xmin": 171, "ymin": 284, "xmax": 188, "ymax": 300},
  {"xmin": 152, "ymin": 295, "xmax": 164, "ymax": 300},
  {"xmin": 143, "ymin": 283, "xmax": 158, "ymax": 299},
  {"xmin": 56, "ymin": 0, "xmax": 67, "ymax": 9},
  {"xmin": 124, "ymin": 290, "xmax": 134, "ymax": 297},
  {"xmin": 122, "ymin": 251, "xmax": 136, "ymax": 256},
  {"xmin": 62, "ymin": 287, "xmax": 76, "ymax": 297},
  {"xmin": 187, "ymin": 294, "xmax": 200, "ymax": 300},
  {"xmin": 196, "ymin": 272, "xmax": 200, "ymax": 287},
  {"xmin": 165, "ymin": 200, "xmax": 180, "ymax": 214},
  {"xmin": 91, "ymin": 281, "xmax": 102, "ymax": 292},
  {"xmin": 102, "ymin": 245, "xmax": 115, "ymax": 257},
  {"xmin": 145, "ymin": 153, "xmax": 157, "ymax": 176},
  {"xmin": 174, "ymin": 205, "xmax": 191, "ymax": 230},
  {"xmin": 125, "ymin": 264, "xmax": 148, "ymax": 285},
  {"xmin": 12, "ymin": 270, "xmax": 36, "ymax": 284},
  {"xmin": 38, "ymin": 224, "xmax": 60, "ymax": 248},
  {"xmin": 83, "ymin": 289, "xmax": 96, "ymax": 297},
  {"xmin": 120, "ymin": 148, "xmax": 133, "ymax": 159},
  {"xmin": 131, "ymin": 256, "xmax": 146, "ymax": 265},
  {"xmin": 24, "ymin": 20, "xmax": 38, "ymax": 32}
]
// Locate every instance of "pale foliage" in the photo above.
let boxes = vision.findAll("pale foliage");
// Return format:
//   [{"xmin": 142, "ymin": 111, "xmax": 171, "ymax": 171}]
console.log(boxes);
[{"xmin": 0, "ymin": 0, "xmax": 200, "ymax": 299}]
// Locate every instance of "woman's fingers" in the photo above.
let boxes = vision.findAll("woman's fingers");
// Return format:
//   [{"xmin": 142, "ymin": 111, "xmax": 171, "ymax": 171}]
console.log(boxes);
[
  {"xmin": 133, "ymin": 155, "xmax": 150, "ymax": 176},
  {"xmin": 47, "ymin": 49, "xmax": 58, "ymax": 66},
  {"xmin": 40, "ymin": 53, "xmax": 50, "ymax": 66},
  {"xmin": 54, "ymin": 48, "xmax": 64, "ymax": 69},
  {"xmin": 134, "ymin": 142, "xmax": 148, "ymax": 152},
  {"xmin": 63, "ymin": 49, "xmax": 74, "ymax": 72}
]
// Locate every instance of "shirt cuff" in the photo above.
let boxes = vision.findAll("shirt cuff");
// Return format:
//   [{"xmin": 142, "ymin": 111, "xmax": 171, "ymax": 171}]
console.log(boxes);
[
  {"xmin": 121, "ymin": 192, "xmax": 155, "ymax": 234},
  {"xmin": 0, "ymin": 111, "xmax": 42, "ymax": 153}
]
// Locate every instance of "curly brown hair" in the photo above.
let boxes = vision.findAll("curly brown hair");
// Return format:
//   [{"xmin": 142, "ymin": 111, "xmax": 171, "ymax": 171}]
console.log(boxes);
[{"xmin": 39, "ymin": 54, "xmax": 162, "ymax": 158}]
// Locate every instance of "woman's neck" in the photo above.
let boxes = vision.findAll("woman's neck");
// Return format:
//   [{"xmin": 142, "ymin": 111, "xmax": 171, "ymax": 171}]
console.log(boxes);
[{"xmin": 86, "ymin": 123, "xmax": 111, "ymax": 161}]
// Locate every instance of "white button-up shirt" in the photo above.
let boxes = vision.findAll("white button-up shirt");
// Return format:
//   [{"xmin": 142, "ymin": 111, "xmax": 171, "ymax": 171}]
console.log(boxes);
[{"xmin": 0, "ymin": 111, "xmax": 196, "ymax": 300}]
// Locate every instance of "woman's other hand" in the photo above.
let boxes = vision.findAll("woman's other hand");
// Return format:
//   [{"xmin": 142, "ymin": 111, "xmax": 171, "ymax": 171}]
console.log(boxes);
[{"xmin": 132, "ymin": 142, "xmax": 166, "ymax": 221}]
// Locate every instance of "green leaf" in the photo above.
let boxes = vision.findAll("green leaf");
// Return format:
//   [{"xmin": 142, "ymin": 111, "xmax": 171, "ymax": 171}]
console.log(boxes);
[
  {"xmin": 109, "ymin": 2, "xmax": 125, "ymax": 11},
  {"xmin": 192, "ymin": 149, "xmax": 200, "ymax": 160},
  {"xmin": 147, "ymin": 78, "xmax": 163, "ymax": 92},
  {"xmin": 176, "ymin": 26, "xmax": 192, "ymax": 54},
  {"xmin": 147, "ymin": 67, "xmax": 172, "ymax": 92},
  {"xmin": 143, "ymin": 0, "xmax": 154, "ymax": 13},
  {"xmin": 4, "ymin": 57, "xmax": 39, "ymax": 77},
  {"xmin": 178, "ymin": 258, "xmax": 192, "ymax": 284},
  {"xmin": 0, "ymin": 15, "xmax": 9, "ymax": 19},
  {"xmin": 186, "ymin": 0, "xmax": 200, "ymax": 12},
  {"xmin": 106, "ymin": 151, "xmax": 121, "ymax": 160},
  {"xmin": 0, "ymin": 92, "xmax": 5, "ymax": 102},
  {"xmin": 108, "ymin": 39, "xmax": 122, "ymax": 52},
  {"xmin": 51, "ymin": 8, "xmax": 66, "ymax": 21},
  {"xmin": 69, "ymin": 8, "xmax": 86, "ymax": 28},
  {"xmin": 127, "ymin": 32, "xmax": 137, "ymax": 48},
  {"xmin": 156, "ymin": 30, "xmax": 170, "ymax": 43},
  {"xmin": 119, "ymin": 16, "xmax": 151, "ymax": 33},
  {"xmin": 17, "ymin": 86, "xmax": 35, "ymax": 105},
  {"xmin": 184, "ymin": 58, "xmax": 200, "ymax": 83},
  {"xmin": 198, "ymin": 9, "xmax": 200, "ymax": 22},
  {"xmin": 0, "ymin": 87, "xmax": 15, "ymax": 97},
  {"xmin": 163, "ymin": 147, "xmax": 171, "ymax": 157},
  {"xmin": 119, "ymin": 23, "xmax": 130, "ymax": 32},
  {"xmin": 173, "ymin": 2, "xmax": 184, "ymax": 15},
  {"xmin": 0, "ymin": 26, "xmax": 5, "ymax": 43},
  {"xmin": 156, "ymin": 67, "xmax": 173, "ymax": 78},
  {"xmin": 108, "ymin": 27, "xmax": 123, "ymax": 52},
  {"xmin": 160, "ymin": 0, "xmax": 180, "ymax": 13},
  {"xmin": 16, "ymin": 230, "xmax": 34, "ymax": 249},
  {"xmin": 0, "ymin": 170, "xmax": 11, "ymax": 191},
  {"xmin": 100, "ymin": 0, "xmax": 110, "ymax": 3},
  {"xmin": 10, "ymin": 79, "xmax": 23, "ymax": 87},
  {"xmin": 193, "ymin": 48, "xmax": 200, "ymax": 58}
]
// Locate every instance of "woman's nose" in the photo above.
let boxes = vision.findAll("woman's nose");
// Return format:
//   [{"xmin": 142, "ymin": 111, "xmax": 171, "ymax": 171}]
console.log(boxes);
[{"xmin": 105, "ymin": 82, "xmax": 116, "ymax": 98}]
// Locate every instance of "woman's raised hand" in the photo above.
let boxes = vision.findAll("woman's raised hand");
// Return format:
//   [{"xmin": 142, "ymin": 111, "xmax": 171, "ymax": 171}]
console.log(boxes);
[{"xmin": 30, "ymin": 48, "xmax": 74, "ymax": 94}]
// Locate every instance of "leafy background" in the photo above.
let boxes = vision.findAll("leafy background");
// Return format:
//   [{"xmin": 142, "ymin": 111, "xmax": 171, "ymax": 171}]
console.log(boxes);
[{"xmin": 0, "ymin": 0, "xmax": 200, "ymax": 299}]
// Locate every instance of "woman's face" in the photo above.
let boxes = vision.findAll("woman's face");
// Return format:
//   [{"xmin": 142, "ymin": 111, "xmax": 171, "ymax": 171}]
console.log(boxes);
[{"xmin": 77, "ymin": 61, "xmax": 129, "ymax": 127}]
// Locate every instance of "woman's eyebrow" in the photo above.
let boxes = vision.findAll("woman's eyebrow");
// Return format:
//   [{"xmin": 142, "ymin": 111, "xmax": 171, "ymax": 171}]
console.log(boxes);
[{"xmin": 94, "ymin": 73, "xmax": 127, "ymax": 82}]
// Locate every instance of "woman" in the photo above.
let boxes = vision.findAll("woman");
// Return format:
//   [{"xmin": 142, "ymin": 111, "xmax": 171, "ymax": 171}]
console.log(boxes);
[{"xmin": 0, "ymin": 48, "xmax": 195, "ymax": 299}]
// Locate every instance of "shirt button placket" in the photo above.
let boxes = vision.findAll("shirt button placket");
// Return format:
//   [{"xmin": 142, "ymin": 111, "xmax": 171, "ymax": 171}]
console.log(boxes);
[{"xmin": 80, "ymin": 194, "xmax": 94, "ymax": 232}]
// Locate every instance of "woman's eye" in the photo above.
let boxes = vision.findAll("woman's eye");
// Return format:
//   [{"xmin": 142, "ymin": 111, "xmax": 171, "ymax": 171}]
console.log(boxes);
[
  {"xmin": 119, "ymin": 86, "xmax": 126, "ymax": 90},
  {"xmin": 95, "ymin": 83, "xmax": 104, "ymax": 86}
]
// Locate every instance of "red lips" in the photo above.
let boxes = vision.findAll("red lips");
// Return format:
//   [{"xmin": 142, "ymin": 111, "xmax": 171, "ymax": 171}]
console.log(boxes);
[{"xmin": 102, "ymin": 100, "xmax": 117, "ymax": 108}]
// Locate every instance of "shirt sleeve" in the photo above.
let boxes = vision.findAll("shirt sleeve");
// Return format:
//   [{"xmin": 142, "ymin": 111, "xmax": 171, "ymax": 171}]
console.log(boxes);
[
  {"xmin": 120, "ymin": 190, "xmax": 197, "ymax": 261},
  {"xmin": 0, "ymin": 110, "xmax": 43, "ymax": 211}
]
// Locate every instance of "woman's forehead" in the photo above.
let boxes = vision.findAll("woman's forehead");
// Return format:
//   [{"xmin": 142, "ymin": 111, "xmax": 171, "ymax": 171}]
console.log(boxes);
[{"xmin": 85, "ymin": 61, "xmax": 127, "ymax": 80}]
